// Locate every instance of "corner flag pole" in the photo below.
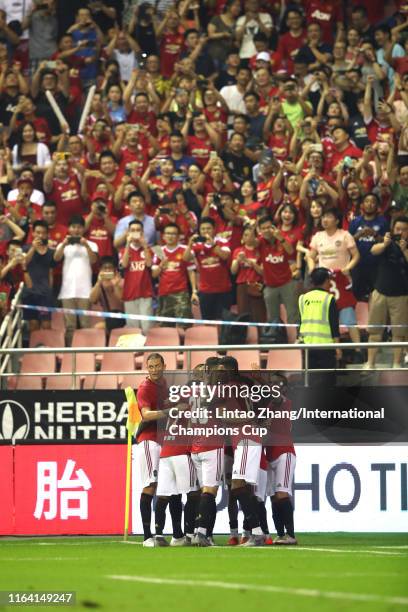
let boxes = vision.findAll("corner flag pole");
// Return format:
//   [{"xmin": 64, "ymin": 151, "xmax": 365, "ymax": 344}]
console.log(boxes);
[{"xmin": 124, "ymin": 387, "xmax": 141, "ymax": 541}]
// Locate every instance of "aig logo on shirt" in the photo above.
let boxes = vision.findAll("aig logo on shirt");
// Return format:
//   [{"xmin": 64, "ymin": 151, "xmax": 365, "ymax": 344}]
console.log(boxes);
[{"xmin": 265, "ymin": 254, "xmax": 284, "ymax": 264}]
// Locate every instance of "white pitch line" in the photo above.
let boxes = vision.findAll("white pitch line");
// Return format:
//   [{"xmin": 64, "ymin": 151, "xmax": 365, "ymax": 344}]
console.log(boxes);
[
  {"xmin": 0, "ymin": 557, "xmax": 86, "ymax": 561},
  {"xmin": 208, "ymin": 546, "xmax": 408, "ymax": 556},
  {"xmin": 107, "ymin": 575, "xmax": 408, "ymax": 606},
  {"xmin": 372, "ymin": 546, "xmax": 408, "ymax": 550}
]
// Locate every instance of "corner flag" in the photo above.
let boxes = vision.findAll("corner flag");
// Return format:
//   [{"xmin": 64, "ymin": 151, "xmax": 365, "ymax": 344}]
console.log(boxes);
[{"xmin": 123, "ymin": 386, "xmax": 141, "ymax": 540}]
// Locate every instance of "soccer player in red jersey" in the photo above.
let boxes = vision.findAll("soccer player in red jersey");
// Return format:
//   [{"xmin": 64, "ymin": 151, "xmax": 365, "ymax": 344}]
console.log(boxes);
[
  {"xmin": 135, "ymin": 353, "xmax": 171, "ymax": 547},
  {"xmin": 265, "ymin": 372, "xmax": 297, "ymax": 545},
  {"xmin": 190, "ymin": 357, "xmax": 225, "ymax": 546}
]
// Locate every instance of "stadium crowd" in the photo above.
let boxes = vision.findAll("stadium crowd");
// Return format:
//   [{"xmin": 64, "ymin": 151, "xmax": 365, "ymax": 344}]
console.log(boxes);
[{"xmin": 0, "ymin": 0, "xmax": 407, "ymax": 367}]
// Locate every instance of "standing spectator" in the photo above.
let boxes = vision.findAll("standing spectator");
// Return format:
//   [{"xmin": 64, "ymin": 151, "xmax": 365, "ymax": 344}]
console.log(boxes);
[
  {"xmin": 43, "ymin": 156, "xmax": 84, "ymax": 226},
  {"xmin": 22, "ymin": 0, "xmax": 57, "ymax": 76},
  {"xmin": 120, "ymin": 219, "xmax": 153, "ymax": 333},
  {"xmin": 67, "ymin": 7, "xmax": 103, "ymax": 91},
  {"xmin": 235, "ymin": 0, "xmax": 273, "ymax": 61},
  {"xmin": 156, "ymin": 10, "xmax": 184, "ymax": 79},
  {"xmin": 89, "ymin": 255, "xmax": 124, "ymax": 338},
  {"xmin": 277, "ymin": 9, "xmax": 307, "ymax": 75},
  {"xmin": 31, "ymin": 63, "xmax": 70, "ymax": 138},
  {"xmin": 114, "ymin": 191, "xmax": 156, "ymax": 247},
  {"xmin": 366, "ymin": 216, "xmax": 408, "ymax": 369},
  {"xmin": 127, "ymin": 3, "xmax": 157, "ymax": 56},
  {"xmin": 21, "ymin": 219, "xmax": 55, "ymax": 331},
  {"xmin": 349, "ymin": 193, "xmax": 389, "ymax": 301},
  {"xmin": 207, "ymin": 0, "xmax": 240, "ymax": 69},
  {"xmin": 231, "ymin": 224, "xmax": 266, "ymax": 322},
  {"xmin": 151, "ymin": 222, "xmax": 195, "ymax": 321},
  {"xmin": 183, "ymin": 216, "xmax": 232, "ymax": 320},
  {"xmin": 257, "ymin": 215, "xmax": 298, "ymax": 328},
  {"xmin": 54, "ymin": 214, "xmax": 99, "ymax": 345}
]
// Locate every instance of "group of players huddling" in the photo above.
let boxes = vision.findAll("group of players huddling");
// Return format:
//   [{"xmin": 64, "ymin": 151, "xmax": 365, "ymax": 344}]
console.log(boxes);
[{"xmin": 133, "ymin": 352, "xmax": 296, "ymax": 547}]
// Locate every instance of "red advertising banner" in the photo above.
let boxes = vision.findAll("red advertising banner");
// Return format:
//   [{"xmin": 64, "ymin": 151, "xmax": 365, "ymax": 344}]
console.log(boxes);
[
  {"xmin": 14, "ymin": 445, "xmax": 126, "ymax": 535},
  {"xmin": 0, "ymin": 446, "xmax": 14, "ymax": 535}
]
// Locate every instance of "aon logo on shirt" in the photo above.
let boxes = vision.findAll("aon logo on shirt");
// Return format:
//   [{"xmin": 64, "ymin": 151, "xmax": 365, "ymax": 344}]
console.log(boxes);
[{"xmin": 265, "ymin": 254, "xmax": 284, "ymax": 264}]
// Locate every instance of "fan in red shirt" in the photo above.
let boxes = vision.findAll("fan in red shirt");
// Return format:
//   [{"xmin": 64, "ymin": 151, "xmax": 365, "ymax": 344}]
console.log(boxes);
[
  {"xmin": 258, "ymin": 215, "xmax": 299, "ymax": 326},
  {"xmin": 303, "ymin": 0, "xmax": 343, "ymax": 44},
  {"xmin": 184, "ymin": 217, "xmax": 232, "ymax": 320},
  {"xmin": 324, "ymin": 126, "xmax": 363, "ymax": 175},
  {"xmin": 204, "ymin": 193, "xmax": 244, "ymax": 253},
  {"xmin": 184, "ymin": 114, "xmax": 220, "ymax": 169},
  {"xmin": 142, "ymin": 158, "xmax": 179, "ymax": 213},
  {"xmin": 126, "ymin": 91, "xmax": 157, "ymax": 136},
  {"xmin": 231, "ymin": 224, "xmax": 266, "ymax": 321},
  {"xmin": 264, "ymin": 372, "xmax": 297, "ymax": 544},
  {"xmin": 152, "ymin": 227, "xmax": 195, "ymax": 297},
  {"xmin": 120, "ymin": 219, "xmax": 154, "ymax": 334},
  {"xmin": 135, "ymin": 353, "xmax": 170, "ymax": 546},
  {"xmin": 84, "ymin": 197, "xmax": 116, "ymax": 261},
  {"xmin": 277, "ymin": 11, "xmax": 307, "ymax": 74},
  {"xmin": 10, "ymin": 96, "xmax": 52, "ymax": 146},
  {"xmin": 158, "ymin": 11, "xmax": 185, "ymax": 78},
  {"xmin": 85, "ymin": 151, "xmax": 123, "ymax": 199},
  {"xmin": 43, "ymin": 158, "xmax": 84, "ymax": 226},
  {"xmin": 5, "ymin": 177, "xmax": 42, "ymax": 223},
  {"xmin": 113, "ymin": 127, "xmax": 151, "ymax": 178},
  {"xmin": 155, "ymin": 197, "xmax": 198, "ymax": 244}
]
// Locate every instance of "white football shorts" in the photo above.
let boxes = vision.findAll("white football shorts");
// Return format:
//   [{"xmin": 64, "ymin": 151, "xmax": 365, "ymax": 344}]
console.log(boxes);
[
  {"xmin": 191, "ymin": 448, "xmax": 224, "ymax": 488},
  {"xmin": 267, "ymin": 452, "xmax": 296, "ymax": 495},
  {"xmin": 156, "ymin": 454, "xmax": 199, "ymax": 496},
  {"xmin": 232, "ymin": 439, "xmax": 262, "ymax": 485},
  {"xmin": 133, "ymin": 440, "xmax": 161, "ymax": 489}
]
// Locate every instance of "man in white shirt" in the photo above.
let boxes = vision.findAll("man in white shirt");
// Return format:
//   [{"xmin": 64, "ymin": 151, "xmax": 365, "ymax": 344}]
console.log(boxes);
[
  {"xmin": 235, "ymin": 0, "xmax": 273, "ymax": 60},
  {"xmin": 54, "ymin": 214, "xmax": 98, "ymax": 345},
  {"xmin": 220, "ymin": 66, "xmax": 252, "ymax": 129}
]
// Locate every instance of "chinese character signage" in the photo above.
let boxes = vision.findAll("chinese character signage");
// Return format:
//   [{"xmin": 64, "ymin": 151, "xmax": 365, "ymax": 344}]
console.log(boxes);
[{"xmin": 14, "ymin": 445, "xmax": 126, "ymax": 535}]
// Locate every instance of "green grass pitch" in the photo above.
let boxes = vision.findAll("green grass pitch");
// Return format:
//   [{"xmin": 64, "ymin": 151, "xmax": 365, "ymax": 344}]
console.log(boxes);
[{"xmin": 1, "ymin": 534, "xmax": 407, "ymax": 612}]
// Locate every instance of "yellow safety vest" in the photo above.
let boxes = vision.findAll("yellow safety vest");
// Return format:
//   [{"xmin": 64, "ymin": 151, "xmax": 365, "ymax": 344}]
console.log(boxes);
[{"xmin": 298, "ymin": 290, "xmax": 335, "ymax": 344}]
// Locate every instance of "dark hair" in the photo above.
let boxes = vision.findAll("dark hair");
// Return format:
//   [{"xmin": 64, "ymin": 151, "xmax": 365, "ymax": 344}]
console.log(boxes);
[
  {"xmin": 218, "ymin": 355, "xmax": 239, "ymax": 374},
  {"xmin": 184, "ymin": 28, "xmax": 199, "ymax": 39},
  {"xmin": 69, "ymin": 215, "xmax": 85, "ymax": 227},
  {"xmin": 16, "ymin": 122, "xmax": 38, "ymax": 164},
  {"xmin": 147, "ymin": 352, "xmax": 165, "ymax": 364},
  {"xmin": 42, "ymin": 200, "xmax": 57, "ymax": 209},
  {"xmin": 362, "ymin": 192, "xmax": 380, "ymax": 207},
  {"xmin": 258, "ymin": 215, "xmax": 273, "ymax": 227},
  {"xmin": 392, "ymin": 214, "xmax": 408, "ymax": 228},
  {"xmin": 127, "ymin": 190, "xmax": 144, "ymax": 202},
  {"xmin": 351, "ymin": 5, "xmax": 368, "ymax": 17},
  {"xmin": 310, "ymin": 267, "xmax": 331, "ymax": 287},
  {"xmin": 100, "ymin": 256, "xmax": 116, "ymax": 267},
  {"xmin": 303, "ymin": 200, "xmax": 323, "ymax": 242},
  {"xmin": 170, "ymin": 130, "xmax": 184, "ymax": 139},
  {"xmin": 33, "ymin": 220, "xmax": 48, "ymax": 232},
  {"xmin": 322, "ymin": 206, "xmax": 342, "ymax": 226},
  {"xmin": 375, "ymin": 24, "xmax": 391, "ymax": 37},
  {"xmin": 135, "ymin": 92, "xmax": 149, "ymax": 101},
  {"xmin": 244, "ymin": 90, "xmax": 260, "ymax": 102},
  {"xmin": 199, "ymin": 216, "xmax": 215, "ymax": 228},
  {"xmin": 163, "ymin": 222, "xmax": 180, "ymax": 233},
  {"xmin": 279, "ymin": 202, "xmax": 299, "ymax": 226},
  {"xmin": 100, "ymin": 150, "xmax": 117, "ymax": 162},
  {"xmin": 128, "ymin": 219, "xmax": 143, "ymax": 229}
]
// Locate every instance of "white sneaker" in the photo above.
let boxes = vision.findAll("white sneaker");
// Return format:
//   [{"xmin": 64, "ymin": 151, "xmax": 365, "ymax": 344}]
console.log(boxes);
[
  {"xmin": 239, "ymin": 534, "xmax": 265, "ymax": 547},
  {"xmin": 142, "ymin": 537, "xmax": 156, "ymax": 547},
  {"xmin": 362, "ymin": 362, "xmax": 373, "ymax": 370},
  {"xmin": 274, "ymin": 534, "xmax": 297, "ymax": 545},
  {"xmin": 170, "ymin": 536, "xmax": 188, "ymax": 547}
]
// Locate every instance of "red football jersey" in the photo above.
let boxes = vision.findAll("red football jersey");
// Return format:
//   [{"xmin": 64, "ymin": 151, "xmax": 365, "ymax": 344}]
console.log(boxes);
[
  {"xmin": 329, "ymin": 270, "xmax": 357, "ymax": 311},
  {"xmin": 265, "ymin": 398, "xmax": 295, "ymax": 461},
  {"xmin": 258, "ymin": 237, "xmax": 292, "ymax": 288},
  {"xmin": 186, "ymin": 135, "xmax": 212, "ymax": 169},
  {"xmin": 192, "ymin": 238, "xmax": 231, "ymax": 293},
  {"xmin": 127, "ymin": 110, "xmax": 157, "ymax": 136},
  {"xmin": 153, "ymin": 244, "xmax": 194, "ymax": 296},
  {"xmin": 136, "ymin": 376, "xmax": 168, "ymax": 443},
  {"xmin": 121, "ymin": 244, "xmax": 154, "ymax": 300},
  {"xmin": 190, "ymin": 394, "xmax": 225, "ymax": 454},
  {"xmin": 159, "ymin": 31, "xmax": 184, "ymax": 78},
  {"xmin": 84, "ymin": 216, "xmax": 115, "ymax": 258},
  {"xmin": 49, "ymin": 174, "xmax": 84, "ymax": 226},
  {"xmin": 118, "ymin": 146, "xmax": 149, "ymax": 177},
  {"xmin": 232, "ymin": 245, "xmax": 263, "ymax": 284}
]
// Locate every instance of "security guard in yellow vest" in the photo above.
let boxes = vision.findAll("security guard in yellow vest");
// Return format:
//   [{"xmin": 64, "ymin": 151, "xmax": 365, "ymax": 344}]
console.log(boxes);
[{"xmin": 298, "ymin": 268, "xmax": 341, "ymax": 377}]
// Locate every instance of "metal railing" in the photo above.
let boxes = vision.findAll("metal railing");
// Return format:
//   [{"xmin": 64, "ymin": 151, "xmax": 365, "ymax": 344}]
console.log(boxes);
[
  {"xmin": 0, "ymin": 282, "xmax": 24, "ymax": 376},
  {"xmin": 0, "ymin": 341, "xmax": 407, "ymax": 389}
]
